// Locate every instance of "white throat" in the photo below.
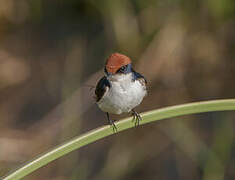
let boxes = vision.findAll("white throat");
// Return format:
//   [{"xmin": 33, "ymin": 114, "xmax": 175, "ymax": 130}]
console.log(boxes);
[{"xmin": 107, "ymin": 73, "xmax": 132, "ymax": 82}]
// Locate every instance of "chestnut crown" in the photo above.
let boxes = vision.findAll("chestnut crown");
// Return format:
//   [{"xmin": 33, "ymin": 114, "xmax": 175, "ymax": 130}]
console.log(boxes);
[{"xmin": 105, "ymin": 53, "xmax": 132, "ymax": 75}]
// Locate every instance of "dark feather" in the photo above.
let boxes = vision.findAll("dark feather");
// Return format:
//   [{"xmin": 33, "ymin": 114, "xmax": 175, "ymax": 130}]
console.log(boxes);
[
  {"xmin": 95, "ymin": 76, "xmax": 111, "ymax": 102},
  {"xmin": 132, "ymin": 70, "xmax": 147, "ymax": 86}
]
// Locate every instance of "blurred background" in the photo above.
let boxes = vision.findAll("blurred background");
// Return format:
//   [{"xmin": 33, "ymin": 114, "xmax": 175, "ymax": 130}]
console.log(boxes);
[{"xmin": 0, "ymin": 0, "xmax": 235, "ymax": 179}]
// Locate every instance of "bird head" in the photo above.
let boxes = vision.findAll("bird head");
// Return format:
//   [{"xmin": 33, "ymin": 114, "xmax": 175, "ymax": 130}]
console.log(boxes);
[{"xmin": 104, "ymin": 53, "xmax": 132, "ymax": 76}]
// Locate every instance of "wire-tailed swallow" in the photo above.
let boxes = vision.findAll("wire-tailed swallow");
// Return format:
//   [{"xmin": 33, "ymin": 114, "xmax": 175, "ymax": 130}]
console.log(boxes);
[{"xmin": 95, "ymin": 53, "xmax": 147, "ymax": 131}]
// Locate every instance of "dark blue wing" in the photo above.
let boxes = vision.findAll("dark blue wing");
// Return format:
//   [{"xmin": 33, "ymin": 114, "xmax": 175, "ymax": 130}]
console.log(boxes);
[
  {"xmin": 132, "ymin": 70, "xmax": 147, "ymax": 85},
  {"xmin": 95, "ymin": 76, "xmax": 111, "ymax": 102}
]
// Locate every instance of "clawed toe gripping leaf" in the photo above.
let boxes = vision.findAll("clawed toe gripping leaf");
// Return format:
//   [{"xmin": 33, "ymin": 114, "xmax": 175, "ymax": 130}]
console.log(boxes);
[{"xmin": 131, "ymin": 110, "xmax": 142, "ymax": 127}]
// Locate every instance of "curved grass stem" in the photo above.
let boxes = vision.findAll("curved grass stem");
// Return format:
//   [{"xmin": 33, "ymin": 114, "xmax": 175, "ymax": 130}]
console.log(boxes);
[{"xmin": 3, "ymin": 99, "xmax": 235, "ymax": 180}]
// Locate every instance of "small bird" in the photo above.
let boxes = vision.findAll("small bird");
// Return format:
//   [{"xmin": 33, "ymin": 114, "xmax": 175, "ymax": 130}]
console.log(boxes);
[{"xmin": 95, "ymin": 53, "xmax": 147, "ymax": 131}]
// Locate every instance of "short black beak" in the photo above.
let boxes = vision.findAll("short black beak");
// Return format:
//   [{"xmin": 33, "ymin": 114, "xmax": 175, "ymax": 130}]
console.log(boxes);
[{"xmin": 106, "ymin": 72, "xmax": 112, "ymax": 77}]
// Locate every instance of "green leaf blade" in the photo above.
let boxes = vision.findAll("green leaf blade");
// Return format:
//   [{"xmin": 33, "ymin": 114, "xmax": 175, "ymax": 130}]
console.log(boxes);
[{"xmin": 3, "ymin": 99, "xmax": 235, "ymax": 180}]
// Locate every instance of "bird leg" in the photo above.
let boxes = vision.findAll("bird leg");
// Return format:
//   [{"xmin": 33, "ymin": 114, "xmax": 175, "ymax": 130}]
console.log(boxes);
[
  {"xmin": 106, "ymin": 112, "xmax": 117, "ymax": 132},
  {"xmin": 131, "ymin": 109, "xmax": 142, "ymax": 127}
]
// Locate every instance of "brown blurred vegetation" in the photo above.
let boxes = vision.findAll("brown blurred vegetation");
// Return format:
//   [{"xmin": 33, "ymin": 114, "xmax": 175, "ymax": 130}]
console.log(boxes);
[{"xmin": 0, "ymin": 0, "xmax": 235, "ymax": 179}]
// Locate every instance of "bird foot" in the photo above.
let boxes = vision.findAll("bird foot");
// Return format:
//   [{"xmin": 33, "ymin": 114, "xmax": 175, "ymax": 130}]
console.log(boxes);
[
  {"xmin": 109, "ymin": 119, "xmax": 117, "ymax": 133},
  {"xmin": 132, "ymin": 110, "xmax": 142, "ymax": 127},
  {"xmin": 106, "ymin": 112, "xmax": 117, "ymax": 133}
]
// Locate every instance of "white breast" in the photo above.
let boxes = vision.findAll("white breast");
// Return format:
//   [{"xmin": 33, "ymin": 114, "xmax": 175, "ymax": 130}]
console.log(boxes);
[{"xmin": 97, "ymin": 73, "xmax": 147, "ymax": 114}]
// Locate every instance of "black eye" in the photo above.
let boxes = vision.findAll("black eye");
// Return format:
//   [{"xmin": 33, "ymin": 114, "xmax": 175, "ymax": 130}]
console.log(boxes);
[
  {"xmin": 120, "ymin": 66, "xmax": 126, "ymax": 71},
  {"xmin": 117, "ymin": 65, "xmax": 126, "ymax": 73}
]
